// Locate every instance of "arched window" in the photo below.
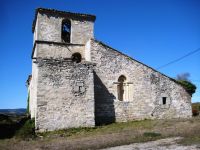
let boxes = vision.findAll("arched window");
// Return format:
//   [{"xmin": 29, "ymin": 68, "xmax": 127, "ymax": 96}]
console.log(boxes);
[
  {"xmin": 62, "ymin": 19, "xmax": 71, "ymax": 43},
  {"xmin": 71, "ymin": 53, "xmax": 82, "ymax": 63},
  {"xmin": 118, "ymin": 75, "xmax": 126, "ymax": 101}
]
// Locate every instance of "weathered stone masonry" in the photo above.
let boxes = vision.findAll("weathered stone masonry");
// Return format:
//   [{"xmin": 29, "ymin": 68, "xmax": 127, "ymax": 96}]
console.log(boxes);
[
  {"xmin": 90, "ymin": 40, "xmax": 192, "ymax": 125},
  {"xmin": 28, "ymin": 8, "xmax": 192, "ymax": 132},
  {"xmin": 35, "ymin": 58, "xmax": 95, "ymax": 131}
]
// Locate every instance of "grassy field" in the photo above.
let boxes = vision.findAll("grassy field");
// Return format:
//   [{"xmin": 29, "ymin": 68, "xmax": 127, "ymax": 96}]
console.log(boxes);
[
  {"xmin": 192, "ymin": 102, "xmax": 200, "ymax": 109},
  {"xmin": 0, "ymin": 115, "xmax": 200, "ymax": 150}
]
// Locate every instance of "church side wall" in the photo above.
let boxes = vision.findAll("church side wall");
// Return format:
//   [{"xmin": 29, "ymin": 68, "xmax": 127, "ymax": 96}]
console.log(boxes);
[
  {"xmin": 35, "ymin": 59, "xmax": 95, "ymax": 132},
  {"xmin": 30, "ymin": 47, "xmax": 39, "ymax": 119},
  {"xmin": 90, "ymin": 40, "xmax": 192, "ymax": 124}
]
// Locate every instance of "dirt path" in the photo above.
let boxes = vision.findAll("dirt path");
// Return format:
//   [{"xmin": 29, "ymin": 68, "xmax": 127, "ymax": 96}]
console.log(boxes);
[{"xmin": 101, "ymin": 137, "xmax": 200, "ymax": 150}]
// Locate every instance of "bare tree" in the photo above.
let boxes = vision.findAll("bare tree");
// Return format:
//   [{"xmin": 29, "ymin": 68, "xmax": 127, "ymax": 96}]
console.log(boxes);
[{"xmin": 176, "ymin": 72, "xmax": 190, "ymax": 81}]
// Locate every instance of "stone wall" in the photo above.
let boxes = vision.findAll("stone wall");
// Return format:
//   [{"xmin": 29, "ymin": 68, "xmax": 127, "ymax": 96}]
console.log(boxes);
[
  {"xmin": 31, "ymin": 9, "xmax": 95, "ymax": 130},
  {"xmin": 30, "ymin": 8, "xmax": 192, "ymax": 131},
  {"xmin": 34, "ymin": 12, "xmax": 94, "ymax": 44},
  {"xmin": 29, "ymin": 59, "xmax": 38, "ymax": 118},
  {"xmin": 90, "ymin": 39, "xmax": 192, "ymax": 124},
  {"xmin": 34, "ymin": 58, "xmax": 95, "ymax": 132},
  {"xmin": 34, "ymin": 42, "xmax": 85, "ymax": 59}
]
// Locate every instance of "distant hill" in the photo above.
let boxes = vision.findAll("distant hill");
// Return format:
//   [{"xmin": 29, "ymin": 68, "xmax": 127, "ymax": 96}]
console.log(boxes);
[
  {"xmin": 192, "ymin": 102, "xmax": 200, "ymax": 109},
  {"xmin": 0, "ymin": 108, "xmax": 26, "ymax": 115}
]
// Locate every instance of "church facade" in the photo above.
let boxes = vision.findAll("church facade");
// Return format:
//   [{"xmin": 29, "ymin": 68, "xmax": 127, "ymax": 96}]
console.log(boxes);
[{"xmin": 27, "ymin": 8, "xmax": 192, "ymax": 132}]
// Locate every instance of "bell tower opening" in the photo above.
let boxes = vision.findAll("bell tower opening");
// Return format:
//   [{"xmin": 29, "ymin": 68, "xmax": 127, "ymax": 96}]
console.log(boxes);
[{"xmin": 61, "ymin": 19, "xmax": 71, "ymax": 43}]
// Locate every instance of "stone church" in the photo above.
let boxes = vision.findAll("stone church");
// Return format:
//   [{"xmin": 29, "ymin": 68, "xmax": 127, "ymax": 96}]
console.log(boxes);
[{"xmin": 27, "ymin": 8, "xmax": 192, "ymax": 132}]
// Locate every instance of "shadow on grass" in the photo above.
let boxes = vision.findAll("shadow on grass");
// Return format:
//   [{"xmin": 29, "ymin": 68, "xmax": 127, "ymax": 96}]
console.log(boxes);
[{"xmin": 0, "ymin": 114, "xmax": 29, "ymax": 139}]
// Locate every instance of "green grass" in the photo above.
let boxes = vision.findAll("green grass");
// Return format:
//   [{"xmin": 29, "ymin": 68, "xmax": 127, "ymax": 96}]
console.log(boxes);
[
  {"xmin": 15, "ymin": 119, "xmax": 35, "ymax": 139},
  {"xmin": 143, "ymin": 132, "xmax": 162, "ymax": 137},
  {"xmin": 1, "ymin": 117, "xmax": 200, "ymax": 150},
  {"xmin": 192, "ymin": 102, "xmax": 200, "ymax": 111},
  {"xmin": 179, "ymin": 136, "xmax": 200, "ymax": 145},
  {"xmin": 0, "ymin": 114, "xmax": 28, "ymax": 139},
  {"xmin": 38, "ymin": 119, "xmax": 154, "ymax": 138}
]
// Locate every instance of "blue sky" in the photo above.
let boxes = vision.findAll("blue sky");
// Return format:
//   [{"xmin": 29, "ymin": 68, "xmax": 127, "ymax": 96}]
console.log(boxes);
[{"xmin": 0, "ymin": 0, "xmax": 199, "ymax": 109}]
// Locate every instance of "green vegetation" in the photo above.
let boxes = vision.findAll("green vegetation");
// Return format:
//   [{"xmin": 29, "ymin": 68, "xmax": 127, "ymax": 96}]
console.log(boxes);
[
  {"xmin": 192, "ymin": 103, "xmax": 200, "ymax": 111},
  {"xmin": 176, "ymin": 80, "xmax": 196, "ymax": 96},
  {"xmin": 26, "ymin": 92, "xmax": 30, "ymax": 115},
  {"xmin": 179, "ymin": 136, "xmax": 200, "ymax": 145},
  {"xmin": 192, "ymin": 102, "xmax": 200, "ymax": 116},
  {"xmin": 0, "ymin": 115, "xmax": 33, "ymax": 139},
  {"xmin": 143, "ymin": 132, "xmax": 161, "ymax": 137},
  {"xmin": 15, "ymin": 119, "xmax": 35, "ymax": 139},
  {"xmin": 1, "ymin": 117, "xmax": 200, "ymax": 149},
  {"xmin": 38, "ymin": 119, "xmax": 155, "ymax": 138}
]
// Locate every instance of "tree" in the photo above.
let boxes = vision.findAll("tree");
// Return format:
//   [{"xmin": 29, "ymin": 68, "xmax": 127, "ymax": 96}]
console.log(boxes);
[
  {"xmin": 176, "ymin": 73, "xmax": 190, "ymax": 81},
  {"xmin": 176, "ymin": 80, "xmax": 196, "ymax": 96},
  {"xmin": 176, "ymin": 73, "xmax": 196, "ymax": 96}
]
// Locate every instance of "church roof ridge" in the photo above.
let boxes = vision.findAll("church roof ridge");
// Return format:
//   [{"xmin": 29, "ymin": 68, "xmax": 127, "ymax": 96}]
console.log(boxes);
[{"xmin": 91, "ymin": 39, "xmax": 180, "ymax": 86}]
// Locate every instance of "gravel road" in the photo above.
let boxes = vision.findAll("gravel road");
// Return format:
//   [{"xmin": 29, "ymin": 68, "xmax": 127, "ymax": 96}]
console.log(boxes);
[{"xmin": 101, "ymin": 137, "xmax": 200, "ymax": 150}]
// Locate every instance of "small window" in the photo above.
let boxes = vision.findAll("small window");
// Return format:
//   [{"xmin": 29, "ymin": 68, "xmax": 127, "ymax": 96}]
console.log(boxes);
[
  {"xmin": 62, "ymin": 19, "xmax": 71, "ymax": 43},
  {"xmin": 72, "ymin": 53, "xmax": 82, "ymax": 63},
  {"xmin": 117, "ymin": 75, "xmax": 126, "ymax": 101},
  {"xmin": 162, "ymin": 97, "xmax": 167, "ymax": 105}
]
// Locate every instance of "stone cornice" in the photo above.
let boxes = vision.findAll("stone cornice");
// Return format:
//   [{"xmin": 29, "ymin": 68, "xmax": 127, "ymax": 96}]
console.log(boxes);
[{"xmin": 31, "ymin": 40, "xmax": 84, "ymax": 59}]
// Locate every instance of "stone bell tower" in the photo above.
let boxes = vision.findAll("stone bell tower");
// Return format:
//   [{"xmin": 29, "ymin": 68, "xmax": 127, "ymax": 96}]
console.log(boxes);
[
  {"xmin": 32, "ymin": 8, "xmax": 96, "ymax": 45},
  {"xmin": 29, "ymin": 8, "xmax": 96, "ymax": 132}
]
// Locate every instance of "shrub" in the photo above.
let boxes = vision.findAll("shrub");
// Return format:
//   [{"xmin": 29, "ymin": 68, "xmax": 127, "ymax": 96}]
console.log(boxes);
[
  {"xmin": 192, "ymin": 109, "xmax": 199, "ymax": 117},
  {"xmin": 176, "ymin": 80, "xmax": 196, "ymax": 96},
  {"xmin": 15, "ymin": 118, "xmax": 35, "ymax": 139},
  {"xmin": 143, "ymin": 132, "xmax": 161, "ymax": 137},
  {"xmin": 26, "ymin": 92, "xmax": 30, "ymax": 115}
]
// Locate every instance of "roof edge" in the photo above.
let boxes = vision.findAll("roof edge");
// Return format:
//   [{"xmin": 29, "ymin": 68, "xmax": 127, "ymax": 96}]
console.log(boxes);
[{"xmin": 91, "ymin": 39, "xmax": 190, "ymax": 93}]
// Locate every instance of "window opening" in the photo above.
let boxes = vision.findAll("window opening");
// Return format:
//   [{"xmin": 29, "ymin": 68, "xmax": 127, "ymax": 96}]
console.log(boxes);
[
  {"xmin": 62, "ymin": 19, "xmax": 71, "ymax": 43},
  {"xmin": 72, "ymin": 53, "xmax": 82, "ymax": 63},
  {"xmin": 118, "ymin": 75, "xmax": 126, "ymax": 101},
  {"xmin": 162, "ymin": 97, "xmax": 167, "ymax": 105}
]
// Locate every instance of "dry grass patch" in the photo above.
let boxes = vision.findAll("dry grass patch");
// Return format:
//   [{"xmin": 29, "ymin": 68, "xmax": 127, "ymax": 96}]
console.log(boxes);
[{"xmin": 0, "ymin": 117, "xmax": 200, "ymax": 150}]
